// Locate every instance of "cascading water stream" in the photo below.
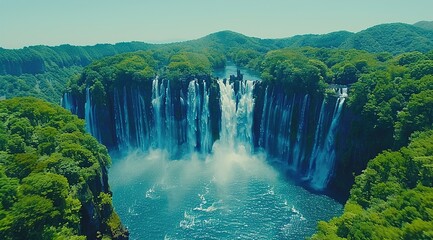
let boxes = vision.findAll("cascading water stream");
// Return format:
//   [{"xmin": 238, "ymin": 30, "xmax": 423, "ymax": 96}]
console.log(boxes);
[
  {"xmin": 200, "ymin": 81, "xmax": 212, "ymax": 153},
  {"xmin": 291, "ymin": 94, "xmax": 309, "ymax": 170},
  {"xmin": 236, "ymin": 80, "xmax": 254, "ymax": 146},
  {"xmin": 217, "ymin": 80, "xmax": 238, "ymax": 146},
  {"xmin": 217, "ymin": 79, "xmax": 255, "ymax": 148},
  {"xmin": 151, "ymin": 78, "xmax": 163, "ymax": 149},
  {"xmin": 84, "ymin": 88, "xmax": 101, "ymax": 142},
  {"xmin": 187, "ymin": 80, "xmax": 212, "ymax": 153},
  {"xmin": 308, "ymin": 93, "xmax": 346, "ymax": 190},
  {"xmin": 306, "ymin": 99, "xmax": 327, "ymax": 180}
]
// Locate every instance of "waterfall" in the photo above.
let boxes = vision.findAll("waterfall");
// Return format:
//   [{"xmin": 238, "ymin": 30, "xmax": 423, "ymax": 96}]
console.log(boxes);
[
  {"xmin": 278, "ymin": 95, "xmax": 295, "ymax": 161},
  {"xmin": 67, "ymin": 75, "xmax": 347, "ymax": 190},
  {"xmin": 200, "ymin": 81, "xmax": 212, "ymax": 153},
  {"xmin": 62, "ymin": 92, "xmax": 77, "ymax": 114},
  {"xmin": 306, "ymin": 99, "xmax": 327, "ymax": 179},
  {"xmin": 114, "ymin": 88, "xmax": 127, "ymax": 149},
  {"xmin": 186, "ymin": 80, "xmax": 212, "ymax": 153},
  {"xmin": 291, "ymin": 94, "xmax": 309, "ymax": 170},
  {"xmin": 308, "ymin": 95, "xmax": 346, "ymax": 190},
  {"xmin": 259, "ymin": 88, "xmax": 269, "ymax": 148},
  {"xmin": 131, "ymin": 88, "xmax": 150, "ymax": 150},
  {"xmin": 256, "ymin": 87, "xmax": 347, "ymax": 190},
  {"xmin": 187, "ymin": 80, "xmax": 199, "ymax": 152},
  {"xmin": 218, "ymin": 80, "xmax": 255, "ymax": 148},
  {"xmin": 84, "ymin": 88, "xmax": 101, "ymax": 142},
  {"xmin": 218, "ymin": 80, "xmax": 237, "ymax": 145},
  {"xmin": 151, "ymin": 78, "xmax": 163, "ymax": 149},
  {"xmin": 235, "ymin": 80, "xmax": 255, "ymax": 146}
]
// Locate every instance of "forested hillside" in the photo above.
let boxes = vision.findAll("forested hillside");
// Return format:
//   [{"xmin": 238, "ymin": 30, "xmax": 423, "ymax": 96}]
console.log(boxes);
[
  {"xmin": 0, "ymin": 98, "xmax": 128, "ymax": 239},
  {"xmin": 1, "ymin": 22, "xmax": 433, "ymax": 103},
  {"xmin": 311, "ymin": 130, "xmax": 433, "ymax": 239},
  {"xmin": 414, "ymin": 21, "xmax": 433, "ymax": 31}
]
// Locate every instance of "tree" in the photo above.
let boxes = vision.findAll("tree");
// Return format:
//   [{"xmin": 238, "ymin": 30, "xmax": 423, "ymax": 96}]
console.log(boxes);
[
  {"xmin": 6, "ymin": 153, "xmax": 38, "ymax": 179},
  {"xmin": 395, "ymin": 90, "xmax": 433, "ymax": 145},
  {"xmin": 10, "ymin": 195, "xmax": 60, "ymax": 239},
  {"xmin": 21, "ymin": 173, "xmax": 69, "ymax": 209},
  {"xmin": 6, "ymin": 134, "xmax": 25, "ymax": 154},
  {"xmin": 0, "ymin": 176, "xmax": 19, "ymax": 209}
]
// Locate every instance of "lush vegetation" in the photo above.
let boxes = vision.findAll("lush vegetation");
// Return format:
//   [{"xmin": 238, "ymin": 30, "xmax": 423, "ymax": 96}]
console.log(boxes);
[
  {"xmin": 67, "ymin": 49, "xmax": 222, "ymax": 104},
  {"xmin": 414, "ymin": 21, "xmax": 433, "ymax": 31},
  {"xmin": 311, "ymin": 130, "xmax": 433, "ymax": 240},
  {"xmin": 0, "ymin": 98, "xmax": 127, "ymax": 239},
  {"xmin": 1, "ymin": 22, "xmax": 433, "ymax": 103},
  {"xmin": 0, "ymin": 67, "xmax": 82, "ymax": 103},
  {"xmin": 346, "ymin": 51, "xmax": 433, "ymax": 151},
  {"xmin": 252, "ymin": 48, "xmax": 383, "ymax": 93},
  {"xmin": 308, "ymin": 49, "xmax": 433, "ymax": 239},
  {"xmin": 339, "ymin": 23, "xmax": 433, "ymax": 54},
  {"xmin": 0, "ymin": 43, "xmax": 152, "ymax": 76}
]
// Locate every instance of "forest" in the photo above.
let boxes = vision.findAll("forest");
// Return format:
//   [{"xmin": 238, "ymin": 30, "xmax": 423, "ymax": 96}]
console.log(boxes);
[
  {"xmin": 0, "ymin": 98, "xmax": 128, "ymax": 239},
  {"xmin": 1, "ymin": 21, "xmax": 433, "ymax": 239}
]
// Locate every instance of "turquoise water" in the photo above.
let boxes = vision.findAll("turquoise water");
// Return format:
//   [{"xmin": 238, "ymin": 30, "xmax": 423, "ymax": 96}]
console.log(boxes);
[{"xmin": 109, "ymin": 145, "xmax": 343, "ymax": 240}]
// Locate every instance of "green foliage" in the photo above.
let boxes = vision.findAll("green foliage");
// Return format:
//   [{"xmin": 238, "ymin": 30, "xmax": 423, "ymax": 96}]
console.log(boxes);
[
  {"xmin": 259, "ymin": 49, "xmax": 328, "ymax": 94},
  {"xmin": 312, "ymin": 130, "xmax": 433, "ymax": 240},
  {"xmin": 166, "ymin": 52, "xmax": 212, "ymax": 80},
  {"xmin": 339, "ymin": 23, "xmax": 433, "ymax": 54},
  {"xmin": 10, "ymin": 195, "xmax": 60, "ymax": 239},
  {"xmin": 0, "ymin": 67, "xmax": 82, "ymax": 103},
  {"xmin": 0, "ymin": 97, "xmax": 125, "ymax": 239},
  {"xmin": 395, "ymin": 90, "xmax": 433, "ymax": 145},
  {"xmin": 410, "ymin": 60, "xmax": 433, "ymax": 79},
  {"xmin": 0, "ymin": 173, "xmax": 18, "ymax": 209},
  {"xmin": 79, "ymin": 51, "xmax": 157, "ymax": 88},
  {"xmin": 21, "ymin": 173, "xmax": 69, "ymax": 209},
  {"xmin": 347, "ymin": 50, "xmax": 433, "ymax": 150},
  {"xmin": 6, "ymin": 134, "xmax": 26, "ymax": 154},
  {"xmin": 2, "ymin": 23, "xmax": 433, "ymax": 104}
]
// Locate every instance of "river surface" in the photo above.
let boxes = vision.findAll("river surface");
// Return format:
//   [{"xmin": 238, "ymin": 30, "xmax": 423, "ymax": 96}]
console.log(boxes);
[
  {"xmin": 109, "ymin": 64, "xmax": 343, "ymax": 239},
  {"xmin": 214, "ymin": 63, "xmax": 261, "ymax": 81}
]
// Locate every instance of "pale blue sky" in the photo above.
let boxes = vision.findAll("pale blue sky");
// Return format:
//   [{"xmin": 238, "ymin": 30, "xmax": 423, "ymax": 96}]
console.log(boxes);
[{"xmin": 0, "ymin": 0, "xmax": 432, "ymax": 49}]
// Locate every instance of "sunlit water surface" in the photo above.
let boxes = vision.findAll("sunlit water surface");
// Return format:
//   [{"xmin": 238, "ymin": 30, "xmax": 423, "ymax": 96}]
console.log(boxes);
[{"xmin": 109, "ymin": 143, "xmax": 343, "ymax": 240}]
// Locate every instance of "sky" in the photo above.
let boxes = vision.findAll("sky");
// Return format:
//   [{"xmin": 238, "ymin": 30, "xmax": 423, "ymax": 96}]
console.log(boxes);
[{"xmin": 0, "ymin": 0, "xmax": 432, "ymax": 49}]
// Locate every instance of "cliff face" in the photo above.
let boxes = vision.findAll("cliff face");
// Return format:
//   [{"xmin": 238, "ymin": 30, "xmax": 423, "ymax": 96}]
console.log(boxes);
[{"xmin": 0, "ymin": 97, "xmax": 128, "ymax": 240}]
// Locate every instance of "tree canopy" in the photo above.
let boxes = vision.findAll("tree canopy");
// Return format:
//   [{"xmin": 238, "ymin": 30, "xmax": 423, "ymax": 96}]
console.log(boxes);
[
  {"xmin": 0, "ymin": 97, "xmax": 127, "ymax": 239},
  {"xmin": 311, "ymin": 130, "xmax": 433, "ymax": 240}
]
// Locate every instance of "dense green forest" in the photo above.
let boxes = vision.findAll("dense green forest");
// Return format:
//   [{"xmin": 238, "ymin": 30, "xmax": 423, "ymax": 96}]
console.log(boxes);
[
  {"xmin": 0, "ymin": 98, "xmax": 127, "ymax": 239},
  {"xmin": 311, "ymin": 130, "xmax": 433, "ymax": 239},
  {"xmin": 0, "ymin": 67, "xmax": 82, "ymax": 103},
  {"xmin": 1, "ymin": 22, "xmax": 433, "ymax": 103}
]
